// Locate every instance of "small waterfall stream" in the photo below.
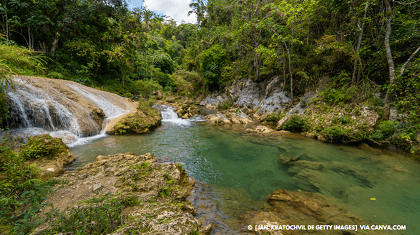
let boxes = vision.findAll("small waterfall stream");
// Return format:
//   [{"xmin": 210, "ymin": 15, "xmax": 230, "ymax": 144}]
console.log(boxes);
[
  {"xmin": 160, "ymin": 105, "xmax": 204, "ymax": 126},
  {"xmin": 3, "ymin": 76, "xmax": 134, "ymax": 146}
]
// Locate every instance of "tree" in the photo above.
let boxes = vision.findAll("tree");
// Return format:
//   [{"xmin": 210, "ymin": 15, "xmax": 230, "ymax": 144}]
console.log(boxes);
[{"xmin": 382, "ymin": 0, "xmax": 420, "ymax": 119}]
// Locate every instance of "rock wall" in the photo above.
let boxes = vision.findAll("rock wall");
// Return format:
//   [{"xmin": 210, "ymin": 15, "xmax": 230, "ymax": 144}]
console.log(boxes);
[{"xmin": 200, "ymin": 77, "xmax": 291, "ymax": 117}]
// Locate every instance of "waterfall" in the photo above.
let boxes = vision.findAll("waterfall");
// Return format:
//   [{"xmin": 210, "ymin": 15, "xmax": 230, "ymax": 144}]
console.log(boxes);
[
  {"xmin": 160, "ymin": 105, "xmax": 204, "ymax": 126},
  {"xmin": 3, "ymin": 76, "xmax": 135, "ymax": 146}
]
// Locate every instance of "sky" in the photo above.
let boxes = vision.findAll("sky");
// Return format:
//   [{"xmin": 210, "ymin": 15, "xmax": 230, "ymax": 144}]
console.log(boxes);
[{"xmin": 127, "ymin": 0, "xmax": 197, "ymax": 24}]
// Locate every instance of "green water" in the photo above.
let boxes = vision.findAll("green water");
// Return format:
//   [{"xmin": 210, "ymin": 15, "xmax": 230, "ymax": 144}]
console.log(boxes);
[{"xmin": 69, "ymin": 121, "xmax": 420, "ymax": 234}]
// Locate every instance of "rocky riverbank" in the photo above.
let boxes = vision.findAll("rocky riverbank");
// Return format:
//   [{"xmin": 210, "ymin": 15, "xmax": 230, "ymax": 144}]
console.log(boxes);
[
  {"xmin": 30, "ymin": 152, "xmax": 211, "ymax": 235},
  {"xmin": 197, "ymin": 77, "xmax": 419, "ymax": 156}
]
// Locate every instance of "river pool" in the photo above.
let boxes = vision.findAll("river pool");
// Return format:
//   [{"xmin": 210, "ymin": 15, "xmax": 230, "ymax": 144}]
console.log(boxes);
[{"xmin": 68, "ymin": 106, "xmax": 420, "ymax": 234}]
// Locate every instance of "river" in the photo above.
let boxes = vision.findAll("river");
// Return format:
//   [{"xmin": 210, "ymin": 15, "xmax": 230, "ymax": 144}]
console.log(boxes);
[{"xmin": 67, "ymin": 105, "xmax": 420, "ymax": 234}]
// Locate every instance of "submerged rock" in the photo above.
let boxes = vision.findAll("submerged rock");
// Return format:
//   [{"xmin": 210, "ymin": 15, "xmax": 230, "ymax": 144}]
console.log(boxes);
[
  {"xmin": 246, "ymin": 125, "xmax": 273, "ymax": 134},
  {"xmin": 240, "ymin": 188, "xmax": 380, "ymax": 235}
]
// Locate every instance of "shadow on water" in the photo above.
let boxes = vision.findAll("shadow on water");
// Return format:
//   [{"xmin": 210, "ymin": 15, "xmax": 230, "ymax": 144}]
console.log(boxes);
[{"xmin": 69, "ymin": 107, "xmax": 420, "ymax": 234}]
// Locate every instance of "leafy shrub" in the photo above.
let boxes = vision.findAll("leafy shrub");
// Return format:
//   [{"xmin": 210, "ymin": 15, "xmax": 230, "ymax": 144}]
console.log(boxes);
[
  {"xmin": 43, "ymin": 195, "xmax": 123, "ymax": 235},
  {"xmin": 319, "ymin": 87, "xmax": 353, "ymax": 105},
  {"xmin": 153, "ymin": 69, "xmax": 175, "ymax": 89},
  {"xmin": 281, "ymin": 115, "xmax": 308, "ymax": 132},
  {"xmin": 18, "ymin": 134, "xmax": 65, "ymax": 160},
  {"xmin": 368, "ymin": 120, "xmax": 396, "ymax": 140},
  {"xmin": 322, "ymin": 127, "xmax": 347, "ymax": 140},
  {"xmin": 264, "ymin": 112, "xmax": 282, "ymax": 123},
  {"xmin": 133, "ymin": 79, "xmax": 162, "ymax": 98},
  {"xmin": 0, "ymin": 135, "xmax": 56, "ymax": 234}
]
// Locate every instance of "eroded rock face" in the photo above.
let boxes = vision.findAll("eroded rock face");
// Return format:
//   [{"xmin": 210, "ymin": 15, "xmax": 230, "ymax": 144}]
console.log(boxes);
[
  {"xmin": 33, "ymin": 153, "xmax": 205, "ymax": 235},
  {"xmin": 6, "ymin": 76, "xmax": 136, "ymax": 138},
  {"xmin": 200, "ymin": 77, "xmax": 291, "ymax": 116},
  {"xmin": 20, "ymin": 134, "xmax": 75, "ymax": 180}
]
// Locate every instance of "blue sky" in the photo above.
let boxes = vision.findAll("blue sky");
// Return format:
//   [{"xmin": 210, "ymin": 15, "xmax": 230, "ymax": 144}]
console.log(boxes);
[{"xmin": 127, "ymin": 0, "xmax": 196, "ymax": 24}]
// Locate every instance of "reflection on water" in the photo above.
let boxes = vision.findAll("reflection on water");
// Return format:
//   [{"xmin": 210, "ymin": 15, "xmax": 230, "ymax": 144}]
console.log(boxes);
[{"xmin": 69, "ymin": 120, "xmax": 420, "ymax": 234}]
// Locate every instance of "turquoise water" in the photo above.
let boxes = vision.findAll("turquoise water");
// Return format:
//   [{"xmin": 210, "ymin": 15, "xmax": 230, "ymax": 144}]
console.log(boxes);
[{"xmin": 69, "ymin": 119, "xmax": 420, "ymax": 234}]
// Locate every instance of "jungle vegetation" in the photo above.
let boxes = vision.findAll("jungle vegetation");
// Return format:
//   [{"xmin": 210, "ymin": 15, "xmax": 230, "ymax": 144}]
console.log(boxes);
[{"xmin": 0, "ymin": 0, "xmax": 419, "ymax": 145}]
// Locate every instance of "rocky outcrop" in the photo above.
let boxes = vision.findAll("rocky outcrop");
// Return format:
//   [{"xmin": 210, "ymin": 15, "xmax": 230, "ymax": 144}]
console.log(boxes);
[
  {"xmin": 20, "ymin": 134, "xmax": 75, "ymax": 180},
  {"xmin": 6, "ymin": 76, "xmax": 136, "ymax": 139},
  {"xmin": 32, "ymin": 153, "xmax": 207, "ymax": 235},
  {"xmin": 200, "ymin": 77, "xmax": 292, "ymax": 117},
  {"xmin": 278, "ymin": 100, "xmax": 380, "ymax": 143},
  {"xmin": 105, "ymin": 103, "xmax": 161, "ymax": 135}
]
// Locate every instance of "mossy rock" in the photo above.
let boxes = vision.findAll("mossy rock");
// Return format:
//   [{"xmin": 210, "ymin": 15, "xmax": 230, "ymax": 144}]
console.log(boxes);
[
  {"xmin": 18, "ymin": 134, "xmax": 75, "ymax": 180},
  {"xmin": 113, "ymin": 102, "xmax": 162, "ymax": 135},
  {"xmin": 19, "ymin": 134, "xmax": 70, "ymax": 160}
]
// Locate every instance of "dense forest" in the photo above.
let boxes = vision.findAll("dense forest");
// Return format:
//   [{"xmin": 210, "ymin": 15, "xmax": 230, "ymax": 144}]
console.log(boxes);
[
  {"xmin": 1, "ymin": 0, "xmax": 419, "ymax": 146},
  {"xmin": 1, "ymin": 0, "xmax": 420, "ymax": 233}
]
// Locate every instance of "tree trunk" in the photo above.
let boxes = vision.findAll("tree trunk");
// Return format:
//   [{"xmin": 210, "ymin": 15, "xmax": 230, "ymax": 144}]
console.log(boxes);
[
  {"xmin": 254, "ymin": 35, "xmax": 259, "ymax": 81},
  {"xmin": 283, "ymin": 41, "xmax": 293, "ymax": 100},
  {"xmin": 28, "ymin": 26, "xmax": 31, "ymax": 50},
  {"xmin": 51, "ymin": 32, "xmax": 60, "ymax": 53},
  {"xmin": 5, "ymin": 4, "xmax": 9, "ymax": 41},
  {"xmin": 352, "ymin": 1, "xmax": 369, "ymax": 82},
  {"xmin": 383, "ymin": 0, "xmax": 396, "ymax": 120}
]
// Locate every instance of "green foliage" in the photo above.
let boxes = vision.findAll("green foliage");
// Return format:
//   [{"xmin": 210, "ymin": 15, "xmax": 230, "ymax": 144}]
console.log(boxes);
[
  {"xmin": 133, "ymin": 79, "xmax": 162, "ymax": 98},
  {"xmin": 0, "ymin": 43, "xmax": 44, "ymax": 127},
  {"xmin": 132, "ymin": 162, "xmax": 151, "ymax": 170},
  {"xmin": 217, "ymin": 99, "xmax": 234, "ymax": 110},
  {"xmin": 319, "ymin": 87, "xmax": 354, "ymax": 106},
  {"xmin": 0, "ymin": 135, "xmax": 56, "ymax": 234},
  {"xmin": 199, "ymin": 44, "xmax": 227, "ymax": 90},
  {"xmin": 281, "ymin": 115, "xmax": 308, "ymax": 132},
  {"xmin": 42, "ymin": 194, "xmax": 124, "ymax": 235},
  {"xmin": 368, "ymin": 120, "xmax": 396, "ymax": 141},
  {"xmin": 172, "ymin": 70, "xmax": 205, "ymax": 95},
  {"xmin": 159, "ymin": 186, "xmax": 171, "ymax": 197},
  {"xmin": 322, "ymin": 127, "xmax": 347, "ymax": 141},
  {"xmin": 264, "ymin": 112, "xmax": 282, "ymax": 123},
  {"xmin": 18, "ymin": 135, "xmax": 65, "ymax": 160}
]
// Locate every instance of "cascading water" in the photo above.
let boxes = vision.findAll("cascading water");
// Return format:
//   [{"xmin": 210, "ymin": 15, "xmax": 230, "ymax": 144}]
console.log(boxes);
[
  {"xmin": 160, "ymin": 105, "xmax": 204, "ymax": 126},
  {"xmin": 3, "ymin": 76, "xmax": 135, "ymax": 146}
]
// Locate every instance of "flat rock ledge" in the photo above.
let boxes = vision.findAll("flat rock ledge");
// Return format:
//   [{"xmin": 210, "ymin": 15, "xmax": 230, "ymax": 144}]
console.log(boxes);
[
  {"xmin": 32, "ymin": 153, "xmax": 211, "ymax": 235},
  {"xmin": 205, "ymin": 111, "xmax": 253, "ymax": 125}
]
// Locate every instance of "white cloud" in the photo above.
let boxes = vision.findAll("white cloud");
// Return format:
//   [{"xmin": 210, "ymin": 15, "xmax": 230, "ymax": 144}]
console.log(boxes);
[{"xmin": 143, "ymin": 0, "xmax": 196, "ymax": 24}]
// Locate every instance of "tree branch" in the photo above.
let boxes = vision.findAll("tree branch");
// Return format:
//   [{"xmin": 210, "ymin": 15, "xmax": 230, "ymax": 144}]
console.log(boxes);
[
  {"xmin": 392, "ymin": 0, "xmax": 419, "ymax": 5},
  {"xmin": 400, "ymin": 45, "xmax": 420, "ymax": 76}
]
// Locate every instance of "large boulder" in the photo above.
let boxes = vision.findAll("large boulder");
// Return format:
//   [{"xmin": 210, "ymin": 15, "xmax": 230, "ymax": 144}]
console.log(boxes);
[
  {"xmin": 106, "ymin": 102, "xmax": 161, "ymax": 135},
  {"xmin": 19, "ymin": 134, "xmax": 75, "ymax": 180}
]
